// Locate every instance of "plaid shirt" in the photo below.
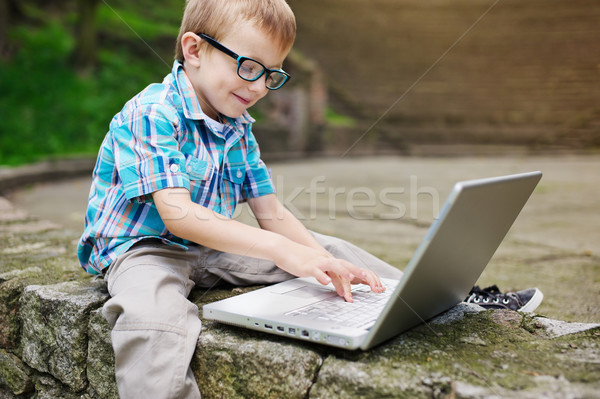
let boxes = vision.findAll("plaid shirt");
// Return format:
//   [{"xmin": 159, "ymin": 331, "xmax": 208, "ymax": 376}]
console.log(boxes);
[{"xmin": 78, "ymin": 61, "xmax": 274, "ymax": 275}]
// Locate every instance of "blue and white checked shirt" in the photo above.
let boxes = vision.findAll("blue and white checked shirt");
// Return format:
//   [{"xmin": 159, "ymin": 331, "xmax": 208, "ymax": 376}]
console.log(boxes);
[{"xmin": 78, "ymin": 61, "xmax": 275, "ymax": 275}]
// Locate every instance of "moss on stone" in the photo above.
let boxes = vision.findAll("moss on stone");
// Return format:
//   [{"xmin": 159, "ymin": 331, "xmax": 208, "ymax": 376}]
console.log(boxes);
[
  {"xmin": 1, "ymin": 186, "xmax": 599, "ymax": 398},
  {"xmin": 0, "ymin": 348, "xmax": 34, "ymax": 395},
  {"xmin": 195, "ymin": 322, "xmax": 323, "ymax": 398},
  {"xmin": 315, "ymin": 310, "xmax": 599, "ymax": 397}
]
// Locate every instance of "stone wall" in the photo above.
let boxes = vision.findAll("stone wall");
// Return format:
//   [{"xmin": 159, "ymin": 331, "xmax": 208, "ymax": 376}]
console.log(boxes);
[
  {"xmin": 289, "ymin": 0, "xmax": 600, "ymax": 152},
  {"xmin": 1, "ymin": 171, "xmax": 599, "ymax": 397},
  {"xmin": 252, "ymin": 49, "xmax": 329, "ymax": 157}
]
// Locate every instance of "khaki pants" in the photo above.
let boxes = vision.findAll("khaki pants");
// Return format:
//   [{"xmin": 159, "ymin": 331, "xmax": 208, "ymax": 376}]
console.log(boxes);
[{"xmin": 102, "ymin": 232, "xmax": 402, "ymax": 399}]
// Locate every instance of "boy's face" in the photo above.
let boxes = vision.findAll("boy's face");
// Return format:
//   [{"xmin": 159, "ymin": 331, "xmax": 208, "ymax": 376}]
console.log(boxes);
[{"xmin": 185, "ymin": 22, "xmax": 290, "ymax": 121}]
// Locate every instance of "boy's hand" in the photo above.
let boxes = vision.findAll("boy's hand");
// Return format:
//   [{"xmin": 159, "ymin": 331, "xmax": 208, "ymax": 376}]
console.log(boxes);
[
  {"xmin": 275, "ymin": 243, "xmax": 385, "ymax": 302},
  {"xmin": 247, "ymin": 195, "xmax": 385, "ymax": 302}
]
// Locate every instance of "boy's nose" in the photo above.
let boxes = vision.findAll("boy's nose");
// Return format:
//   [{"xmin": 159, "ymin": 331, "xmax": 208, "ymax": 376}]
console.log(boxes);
[{"xmin": 248, "ymin": 75, "xmax": 269, "ymax": 94}]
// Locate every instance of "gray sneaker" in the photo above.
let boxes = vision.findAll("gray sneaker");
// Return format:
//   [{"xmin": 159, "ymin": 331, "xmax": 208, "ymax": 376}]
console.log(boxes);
[{"xmin": 465, "ymin": 285, "xmax": 544, "ymax": 313}]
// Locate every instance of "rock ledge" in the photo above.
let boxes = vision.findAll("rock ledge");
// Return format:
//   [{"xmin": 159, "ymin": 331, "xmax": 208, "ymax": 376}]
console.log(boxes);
[{"xmin": 1, "ymin": 195, "xmax": 599, "ymax": 398}]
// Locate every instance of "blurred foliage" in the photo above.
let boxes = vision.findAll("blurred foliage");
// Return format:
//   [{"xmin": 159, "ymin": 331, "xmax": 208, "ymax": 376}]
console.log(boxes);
[
  {"xmin": 96, "ymin": 4, "xmax": 180, "ymax": 40},
  {"xmin": 0, "ymin": 1, "xmax": 182, "ymax": 166},
  {"xmin": 325, "ymin": 107, "xmax": 356, "ymax": 128}
]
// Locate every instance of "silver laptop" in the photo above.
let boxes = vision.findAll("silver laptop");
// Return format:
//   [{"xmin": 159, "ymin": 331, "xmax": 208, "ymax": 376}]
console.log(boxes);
[{"xmin": 203, "ymin": 171, "xmax": 542, "ymax": 350}]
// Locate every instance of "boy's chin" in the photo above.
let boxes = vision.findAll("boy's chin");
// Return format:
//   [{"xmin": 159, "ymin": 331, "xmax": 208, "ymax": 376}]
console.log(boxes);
[{"xmin": 220, "ymin": 109, "xmax": 247, "ymax": 119}]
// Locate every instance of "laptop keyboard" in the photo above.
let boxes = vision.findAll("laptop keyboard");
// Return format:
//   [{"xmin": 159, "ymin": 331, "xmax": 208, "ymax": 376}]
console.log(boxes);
[{"xmin": 284, "ymin": 283, "xmax": 395, "ymax": 329}]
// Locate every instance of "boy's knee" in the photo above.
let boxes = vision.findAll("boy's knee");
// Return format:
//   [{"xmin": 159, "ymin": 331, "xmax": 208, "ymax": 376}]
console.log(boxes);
[
  {"xmin": 311, "ymin": 231, "xmax": 342, "ymax": 249},
  {"xmin": 311, "ymin": 232, "xmax": 351, "ymax": 257},
  {"xmin": 103, "ymin": 271, "xmax": 196, "ymax": 330}
]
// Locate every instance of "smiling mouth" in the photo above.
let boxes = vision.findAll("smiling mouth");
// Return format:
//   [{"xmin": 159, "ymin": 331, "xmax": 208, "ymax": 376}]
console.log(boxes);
[{"xmin": 233, "ymin": 94, "xmax": 251, "ymax": 105}]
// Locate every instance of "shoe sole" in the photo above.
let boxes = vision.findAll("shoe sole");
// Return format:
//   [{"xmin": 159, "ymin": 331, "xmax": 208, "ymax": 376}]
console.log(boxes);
[{"xmin": 518, "ymin": 288, "xmax": 544, "ymax": 313}]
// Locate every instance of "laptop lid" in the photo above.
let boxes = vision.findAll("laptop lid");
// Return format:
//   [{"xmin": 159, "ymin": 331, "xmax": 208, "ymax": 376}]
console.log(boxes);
[{"xmin": 360, "ymin": 171, "xmax": 542, "ymax": 349}]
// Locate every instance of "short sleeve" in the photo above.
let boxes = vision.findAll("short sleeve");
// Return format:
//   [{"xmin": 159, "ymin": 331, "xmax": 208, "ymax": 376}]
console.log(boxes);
[{"xmin": 111, "ymin": 104, "xmax": 190, "ymax": 201}]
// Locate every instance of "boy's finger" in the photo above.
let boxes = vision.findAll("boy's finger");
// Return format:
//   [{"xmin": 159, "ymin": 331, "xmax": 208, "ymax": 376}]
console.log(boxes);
[
  {"xmin": 342, "ymin": 278, "xmax": 353, "ymax": 302},
  {"xmin": 311, "ymin": 268, "xmax": 332, "ymax": 286},
  {"xmin": 361, "ymin": 269, "xmax": 385, "ymax": 292},
  {"xmin": 337, "ymin": 260, "xmax": 384, "ymax": 292},
  {"xmin": 318, "ymin": 258, "xmax": 355, "ymax": 282},
  {"xmin": 329, "ymin": 273, "xmax": 354, "ymax": 302}
]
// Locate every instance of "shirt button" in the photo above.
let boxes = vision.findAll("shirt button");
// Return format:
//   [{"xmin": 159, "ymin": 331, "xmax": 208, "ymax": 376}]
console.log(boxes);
[
  {"xmin": 186, "ymin": 165, "xmax": 193, "ymax": 173},
  {"xmin": 236, "ymin": 170, "xmax": 243, "ymax": 178},
  {"xmin": 170, "ymin": 164, "xmax": 179, "ymax": 173}
]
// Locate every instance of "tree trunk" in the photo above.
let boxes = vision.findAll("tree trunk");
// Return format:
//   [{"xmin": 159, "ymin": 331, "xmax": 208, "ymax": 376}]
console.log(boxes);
[
  {"xmin": 0, "ymin": 0, "xmax": 9, "ymax": 58},
  {"xmin": 72, "ymin": 0, "xmax": 101, "ymax": 72}
]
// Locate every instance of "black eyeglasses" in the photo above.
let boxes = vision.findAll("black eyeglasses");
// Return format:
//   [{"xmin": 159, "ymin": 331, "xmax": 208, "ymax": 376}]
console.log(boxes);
[{"xmin": 197, "ymin": 33, "xmax": 291, "ymax": 90}]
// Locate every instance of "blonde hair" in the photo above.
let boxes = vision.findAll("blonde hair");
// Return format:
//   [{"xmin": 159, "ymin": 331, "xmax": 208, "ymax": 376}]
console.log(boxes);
[{"xmin": 175, "ymin": 0, "xmax": 296, "ymax": 62}]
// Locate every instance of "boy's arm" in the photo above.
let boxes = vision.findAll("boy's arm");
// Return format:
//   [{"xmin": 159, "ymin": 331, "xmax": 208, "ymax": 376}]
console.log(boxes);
[
  {"xmin": 247, "ymin": 194, "xmax": 327, "ymax": 254},
  {"xmin": 247, "ymin": 194, "xmax": 384, "ymax": 300},
  {"xmin": 153, "ymin": 188, "xmax": 383, "ymax": 301}
]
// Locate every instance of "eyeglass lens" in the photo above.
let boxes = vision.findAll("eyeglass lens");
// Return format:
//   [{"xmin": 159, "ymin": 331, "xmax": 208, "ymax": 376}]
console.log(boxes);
[{"xmin": 238, "ymin": 58, "xmax": 287, "ymax": 89}]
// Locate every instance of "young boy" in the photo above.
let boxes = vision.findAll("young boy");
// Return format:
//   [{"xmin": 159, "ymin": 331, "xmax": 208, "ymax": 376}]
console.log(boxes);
[
  {"xmin": 78, "ymin": 0, "xmax": 542, "ymax": 397},
  {"xmin": 78, "ymin": 0, "xmax": 394, "ymax": 397}
]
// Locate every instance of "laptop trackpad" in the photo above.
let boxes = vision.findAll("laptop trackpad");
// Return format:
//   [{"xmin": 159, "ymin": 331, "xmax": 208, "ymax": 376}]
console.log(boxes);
[{"xmin": 271, "ymin": 280, "xmax": 335, "ymax": 298}]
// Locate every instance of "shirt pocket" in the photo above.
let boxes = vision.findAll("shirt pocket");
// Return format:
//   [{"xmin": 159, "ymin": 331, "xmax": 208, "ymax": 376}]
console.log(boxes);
[
  {"xmin": 222, "ymin": 164, "xmax": 247, "ymax": 208},
  {"xmin": 223, "ymin": 164, "xmax": 246, "ymax": 185},
  {"xmin": 185, "ymin": 157, "xmax": 212, "ymax": 181},
  {"xmin": 185, "ymin": 156, "xmax": 214, "ymax": 206}
]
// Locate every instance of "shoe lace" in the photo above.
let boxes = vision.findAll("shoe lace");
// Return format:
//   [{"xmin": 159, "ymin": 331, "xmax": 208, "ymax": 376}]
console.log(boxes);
[{"xmin": 467, "ymin": 285, "xmax": 524, "ymax": 307}]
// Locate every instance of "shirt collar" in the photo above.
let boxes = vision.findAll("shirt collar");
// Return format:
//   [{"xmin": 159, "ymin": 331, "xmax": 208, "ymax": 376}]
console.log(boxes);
[{"xmin": 171, "ymin": 60, "xmax": 255, "ymax": 127}]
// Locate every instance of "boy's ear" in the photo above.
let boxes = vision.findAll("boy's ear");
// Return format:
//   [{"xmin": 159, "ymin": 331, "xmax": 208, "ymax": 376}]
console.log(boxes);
[{"xmin": 181, "ymin": 32, "xmax": 203, "ymax": 67}]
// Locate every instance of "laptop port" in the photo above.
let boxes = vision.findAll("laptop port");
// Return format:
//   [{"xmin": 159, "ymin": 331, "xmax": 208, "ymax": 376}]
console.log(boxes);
[
  {"xmin": 276, "ymin": 326, "xmax": 285, "ymax": 332},
  {"xmin": 301, "ymin": 330, "xmax": 310, "ymax": 338},
  {"xmin": 264, "ymin": 324, "xmax": 273, "ymax": 330},
  {"xmin": 288, "ymin": 328, "xmax": 296, "ymax": 335}
]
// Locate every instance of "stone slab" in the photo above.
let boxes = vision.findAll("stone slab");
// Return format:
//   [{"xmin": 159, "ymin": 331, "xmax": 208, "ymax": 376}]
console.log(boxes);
[
  {"xmin": 87, "ymin": 308, "xmax": 118, "ymax": 399},
  {"xmin": 20, "ymin": 280, "xmax": 108, "ymax": 391}
]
